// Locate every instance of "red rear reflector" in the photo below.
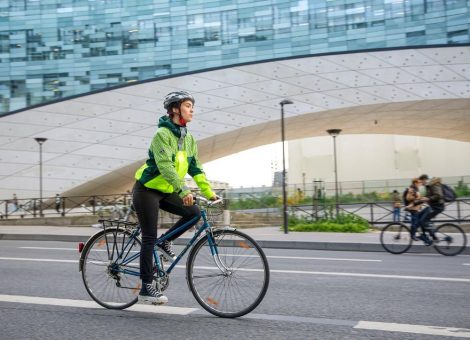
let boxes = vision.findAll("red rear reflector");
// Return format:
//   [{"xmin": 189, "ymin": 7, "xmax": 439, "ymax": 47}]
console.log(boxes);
[{"xmin": 78, "ymin": 242, "xmax": 84, "ymax": 253}]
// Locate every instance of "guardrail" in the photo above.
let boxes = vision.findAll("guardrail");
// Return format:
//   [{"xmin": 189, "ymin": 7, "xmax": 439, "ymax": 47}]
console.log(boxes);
[
  {"xmin": 2, "ymin": 193, "xmax": 468, "ymax": 225},
  {"xmin": 0, "ymin": 194, "xmax": 133, "ymax": 219},
  {"xmin": 289, "ymin": 199, "xmax": 470, "ymax": 224},
  {"xmin": 0, "ymin": 190, "xmax": 226, "ymax": 221}
]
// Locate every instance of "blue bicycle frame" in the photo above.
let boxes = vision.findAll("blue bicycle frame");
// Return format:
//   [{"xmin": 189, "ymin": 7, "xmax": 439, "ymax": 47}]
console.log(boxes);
[{"xmin": 112, "ymin": 206, "xmax": 218, "ymax": 278}]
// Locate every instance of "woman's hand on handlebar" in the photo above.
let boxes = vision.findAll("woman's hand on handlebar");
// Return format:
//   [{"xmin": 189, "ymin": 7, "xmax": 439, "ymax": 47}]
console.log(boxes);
[
  {"xmin": 209, "ymin": 195, "xmax": 223, "ymax": 204},
  {"xmin": 182, "ymin": 193, "xmax": 194, "ymax": 206}
]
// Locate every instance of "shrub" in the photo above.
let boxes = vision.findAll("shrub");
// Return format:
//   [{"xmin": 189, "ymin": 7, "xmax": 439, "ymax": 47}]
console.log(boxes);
[
  {"xmin": 287, "ymin": 210, "xmax": 370, "ymax": 233},
  {"xmin": 455, "ymin": 181, "xmax": 470, "ymax": 197},
  {"xmin": 288, "ymin": 222, "xmax": 369, "ymax": 233}
]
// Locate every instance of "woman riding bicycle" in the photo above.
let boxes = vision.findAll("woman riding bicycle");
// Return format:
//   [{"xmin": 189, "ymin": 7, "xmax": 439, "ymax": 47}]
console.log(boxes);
[{"xmin": 132, "ymin": 91, "xmax": 217, "ymax": 305}]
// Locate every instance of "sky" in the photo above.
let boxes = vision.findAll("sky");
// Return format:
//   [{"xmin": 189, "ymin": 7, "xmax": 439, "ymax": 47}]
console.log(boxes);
[{"xmin": 202, "ymin": 142, "xmax": 286, "ymax": 188}]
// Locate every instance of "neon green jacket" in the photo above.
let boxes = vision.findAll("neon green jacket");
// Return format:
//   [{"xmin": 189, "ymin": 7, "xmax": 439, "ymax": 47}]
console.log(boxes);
[{"xmin": 135, "ymin": 116, "xmax": 215, "ymax": 199}]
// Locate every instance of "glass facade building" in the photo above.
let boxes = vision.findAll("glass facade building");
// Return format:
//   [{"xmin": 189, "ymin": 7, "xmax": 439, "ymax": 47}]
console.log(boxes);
[{"xmin": 1, "ymin": 0, "xmax": 469, "ymax": 114}]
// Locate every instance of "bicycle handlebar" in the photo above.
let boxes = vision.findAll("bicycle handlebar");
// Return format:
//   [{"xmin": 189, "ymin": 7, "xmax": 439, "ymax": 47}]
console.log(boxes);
[{"xmin": 195, "ymin": 195, "xmax": 223, "ymax": 206}]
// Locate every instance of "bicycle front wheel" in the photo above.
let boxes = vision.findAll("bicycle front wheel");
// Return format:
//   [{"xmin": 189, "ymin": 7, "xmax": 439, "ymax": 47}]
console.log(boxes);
[
  {"xmin": 433, "ymin": 223, "xmax": 467, "ymax": 256},
  {"xmin": 380, "ymin": 223, "xmax": 412, "ymax": 254},
  {"xmin": 186, "ymin": 229, "xmax": 269, "ymax": 318},
  {"xmin": 81, "ymin": 227, "xmax": 141, "ymax": 309}
]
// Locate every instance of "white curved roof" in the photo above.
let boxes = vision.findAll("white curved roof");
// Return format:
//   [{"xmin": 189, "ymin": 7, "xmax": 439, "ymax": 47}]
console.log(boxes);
[{"xmin": 1, "ymin": 46, "xmax": 469, "ymax": 198}]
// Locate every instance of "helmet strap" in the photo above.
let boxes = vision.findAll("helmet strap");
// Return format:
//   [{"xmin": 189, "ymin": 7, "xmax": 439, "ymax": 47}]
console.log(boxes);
[{"xmin": 177, "ymin": 102, "xmax": 187, "ymax": 126}]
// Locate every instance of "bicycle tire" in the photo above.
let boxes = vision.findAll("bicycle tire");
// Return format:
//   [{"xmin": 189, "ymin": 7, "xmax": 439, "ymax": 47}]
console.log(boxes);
[
  {"xmin": 81, "ymin": 227, "xmax": 141, "ymax": 309},
  {"xmin": 433, "ymin": 223, "xmax": 467, "ymax": 256},
  {"xmin": 380, "ymin": 223, "xmax": 413, "ymax": 254},
  {"xmin": 186, "ymin": 229, "xmax": 269, "ymax": 318}
]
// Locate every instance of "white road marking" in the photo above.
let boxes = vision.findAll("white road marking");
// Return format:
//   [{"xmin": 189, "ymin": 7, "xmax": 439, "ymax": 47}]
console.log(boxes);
[
  {"xmin": 177, "ymin": 265, "xmax": 470, "ymax": 283},
  {"xmin": 355, "ymin": 321, "xmax": 470, "ymax": 338},
  {"xmin": 407, "ymin": 253, "xmax": 470, "ymax": 257},
  {"xmin": 1, "ymin": 257, "xmax": 469, "ymax": 283},
  {"xmin": 19, "ymin": 246, "xmax": 381, "ymax": 262},
  {"xmin": 20, "ymin": 247, "xmax": 79, "ymax": 251},
  {"xmin": 1, "ymin": 294, "xmax": 469, "ymax": 338},
  {"xmin": 0, "ymin": 294, "xmax": 196, "ymax": 315},
  {"xmin": 265, "ymin": 269, "xmax": 470, "ymax": 283},
  {"xmin": 229, "ymin": 254, "xmax": 382, "ymax": 262},
  {"xmin": 463, "ymin": 263, "xmax": 470, "ymax": 266},
  {"xmin": 0, "ymin": 256, "xmax": 78, "ymax": 263}
]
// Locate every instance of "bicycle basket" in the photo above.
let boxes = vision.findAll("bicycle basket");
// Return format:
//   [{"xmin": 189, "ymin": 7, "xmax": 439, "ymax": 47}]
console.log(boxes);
[{"xmin": 205, "ymin": 202, "xmax": 225, "ymax": 224}]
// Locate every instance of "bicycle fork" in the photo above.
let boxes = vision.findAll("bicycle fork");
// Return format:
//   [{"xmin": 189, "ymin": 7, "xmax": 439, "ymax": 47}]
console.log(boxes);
[{"xmin": 206, "ymin": 230, "xmax": 232, "ymax": 275}]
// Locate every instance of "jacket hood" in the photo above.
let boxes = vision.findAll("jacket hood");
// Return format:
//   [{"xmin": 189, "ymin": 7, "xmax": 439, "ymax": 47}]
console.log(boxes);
[{"xmin": 158, "ymin": 115, "xmax": 183, "ymax": 137}]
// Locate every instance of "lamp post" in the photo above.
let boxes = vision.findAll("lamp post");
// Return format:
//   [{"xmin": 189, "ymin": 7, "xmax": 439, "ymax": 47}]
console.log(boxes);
[
  {"xmin": 326, "ymin": 129, "xmax": 341, "ymax": 217},
  {"xmin": 280, "ymin": 99, "xmax": 293, "ymax": 234},
  {"xmin": 34, "ymin": 137, "xmax": 47, "ymax": 217}
]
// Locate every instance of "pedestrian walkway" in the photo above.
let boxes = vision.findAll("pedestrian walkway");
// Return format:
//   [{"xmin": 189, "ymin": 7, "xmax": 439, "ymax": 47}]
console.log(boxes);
[{"xmin": 1, "ymin": 224, "xmax": 463, "ymax": 254}]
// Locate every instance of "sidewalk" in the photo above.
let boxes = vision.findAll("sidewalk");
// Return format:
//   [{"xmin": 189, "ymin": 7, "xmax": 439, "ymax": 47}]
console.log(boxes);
[{"xmin": 0, "ymin": 224, "xmax": 461, "ymax": 254}]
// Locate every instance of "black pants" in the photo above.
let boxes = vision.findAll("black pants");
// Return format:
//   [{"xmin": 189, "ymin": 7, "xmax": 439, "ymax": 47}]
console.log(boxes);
[
  {"xmin": 132, "ymin": 181, "xmax": 201, "ymax": 283},
  {"xmin": 417, "ymin": 205, "xmax": 444, "ymax": 234}
]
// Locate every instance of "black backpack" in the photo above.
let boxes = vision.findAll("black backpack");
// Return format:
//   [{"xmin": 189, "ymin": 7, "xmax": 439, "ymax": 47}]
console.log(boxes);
[{"xmin": 442, "ymin": 184, "xmax": 457, "ymax": 202}]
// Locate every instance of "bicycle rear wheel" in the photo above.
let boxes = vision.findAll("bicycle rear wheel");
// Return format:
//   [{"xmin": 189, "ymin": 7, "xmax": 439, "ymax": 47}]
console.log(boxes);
[
  {"xmin": 81, "ymin": 227, "xmax": 141, "ymax": 309},
  {"xmin": 186, "ymin": 229, "xmax": 269, "ymax": 318},
  {"xmin": 380, "ymin": 223, "xmax": 413, "ymax": 254},
  {"xmin": 433, "ymin": 223, "xmax": 467, "ymax": 256}
]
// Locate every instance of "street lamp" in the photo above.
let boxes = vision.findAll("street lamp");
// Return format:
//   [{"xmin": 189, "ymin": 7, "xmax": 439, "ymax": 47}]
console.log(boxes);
[
  {"xmin": 34, "ymin": 137, "xmax": 47, "ymax": 217},
  {"xmin": 280, "ymin": 99, "xmax": 293, "ymax": 234},
  {"xmin": 326, "ymin": 129, "xmax": 342, "ymax": 217}
]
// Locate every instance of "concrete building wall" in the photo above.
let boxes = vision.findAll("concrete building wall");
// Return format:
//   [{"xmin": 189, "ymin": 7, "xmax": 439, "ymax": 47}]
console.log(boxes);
[{"xmin": 288, "ymin": 135, "xmax": 470, "ymax": 185}]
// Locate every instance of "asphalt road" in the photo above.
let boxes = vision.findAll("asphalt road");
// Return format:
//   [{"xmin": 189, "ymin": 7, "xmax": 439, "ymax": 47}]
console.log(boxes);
[{"xmin": 0, "ymin": 240, "xmax": 469, "ymax": 339}]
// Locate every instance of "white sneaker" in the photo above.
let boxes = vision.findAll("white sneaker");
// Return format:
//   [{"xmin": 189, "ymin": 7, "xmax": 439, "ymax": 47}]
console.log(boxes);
[
  {"xmin": 138, "ymin": 282, "xmax": 168, "ymax": 305},
  {"xmin": 160, "ymin": 240, "xmax": 176, "ymax": 261}
]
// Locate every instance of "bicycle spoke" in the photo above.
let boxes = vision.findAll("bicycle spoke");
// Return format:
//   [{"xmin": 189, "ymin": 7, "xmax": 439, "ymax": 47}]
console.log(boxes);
[
  {"xmin": 380, "ymin": 223, "xmax": 412, "ymax": 254},
  {"xmin": 187, "ymin": 229, "xmax": 269, "ymax": 317},
  {"xmin": 82, "ymin": 228, "xmax": 141, "ymax": 309},
  {"xmin": 433, "ymin": 223, "xmax": 467, "ymax": 256}
]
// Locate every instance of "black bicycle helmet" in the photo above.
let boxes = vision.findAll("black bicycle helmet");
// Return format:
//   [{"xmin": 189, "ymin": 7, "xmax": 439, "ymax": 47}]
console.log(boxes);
[{"xmin": 163, "ymin": 91, "xmax": 195, "ymax": 111}]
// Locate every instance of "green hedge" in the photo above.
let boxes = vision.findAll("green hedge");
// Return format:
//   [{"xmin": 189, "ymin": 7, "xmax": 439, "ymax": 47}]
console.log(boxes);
[
  {"xmin": 288, "ymin": 221, "xmax": 369, "ymax": 233},
  {"xmin": 287, "ymin": 210, "xmax": 370, "ymax": 233}
]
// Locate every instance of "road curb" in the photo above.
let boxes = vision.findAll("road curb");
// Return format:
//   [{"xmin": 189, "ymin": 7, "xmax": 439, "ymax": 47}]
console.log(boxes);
[{"xmin": 3, "ymin": 232, "xmax": 468, "ymax": 254}]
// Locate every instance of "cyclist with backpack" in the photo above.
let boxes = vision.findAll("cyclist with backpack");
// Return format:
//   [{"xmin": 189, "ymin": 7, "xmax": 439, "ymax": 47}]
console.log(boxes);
[{"xmin": 415, "ymin": 174, "xmax": 446, "ymax": 244}]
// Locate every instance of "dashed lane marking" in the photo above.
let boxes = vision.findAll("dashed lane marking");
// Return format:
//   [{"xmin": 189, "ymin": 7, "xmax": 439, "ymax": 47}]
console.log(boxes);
[
  {"xmin": 265, "ymin": 268, "xmax": 470, "ymax": 283},
  {"xmin": 1, "ymin": 294, "xmax": 469, "ymax": 338},
  {"xmin": 0, "ymin": 294, "xmax": 196, "ymax": 315},
  {"xmin": 355, "ymin": 321, "xmax": 470, "ymax": 338},
  {"xmin": 227, "ymin": 254, "xmax": 382, "ymax": 262},
  {"xmin": 18, "ymin": 247, "xmax": 382, "ymax": 262},
  {"xmin": 1, "ymin": 257, "xmax": 469, "ymax": 283},
  {"xmin": 0, "ymin": 256, "xmax": 77, "ymax": 263}
]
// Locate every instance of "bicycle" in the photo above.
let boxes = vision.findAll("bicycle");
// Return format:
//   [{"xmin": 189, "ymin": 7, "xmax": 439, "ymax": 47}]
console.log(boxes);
[
  {"xmin": 78, "ymin": 196, "xmax": 270, "ymax": 318},
  {"xmin": 380, "ymin": 221, "xmax": 467, "ymax": 256}
]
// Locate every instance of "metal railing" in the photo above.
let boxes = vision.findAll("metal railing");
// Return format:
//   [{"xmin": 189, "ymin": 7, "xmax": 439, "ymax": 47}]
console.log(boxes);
[
  {"xmin": 2, "ymin": 192, "xmax": 469, "ymax": 225},
  {"xmin": 0, "ymin": 189, "xmax": 226, "ymax": 222},
  {"xmin": 289, "ymin": 199, "xmax": 470, "ymax": 225},
  {"xmin": 0, "ymin": 194, "xmax": 133, "ymax": 219}
]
